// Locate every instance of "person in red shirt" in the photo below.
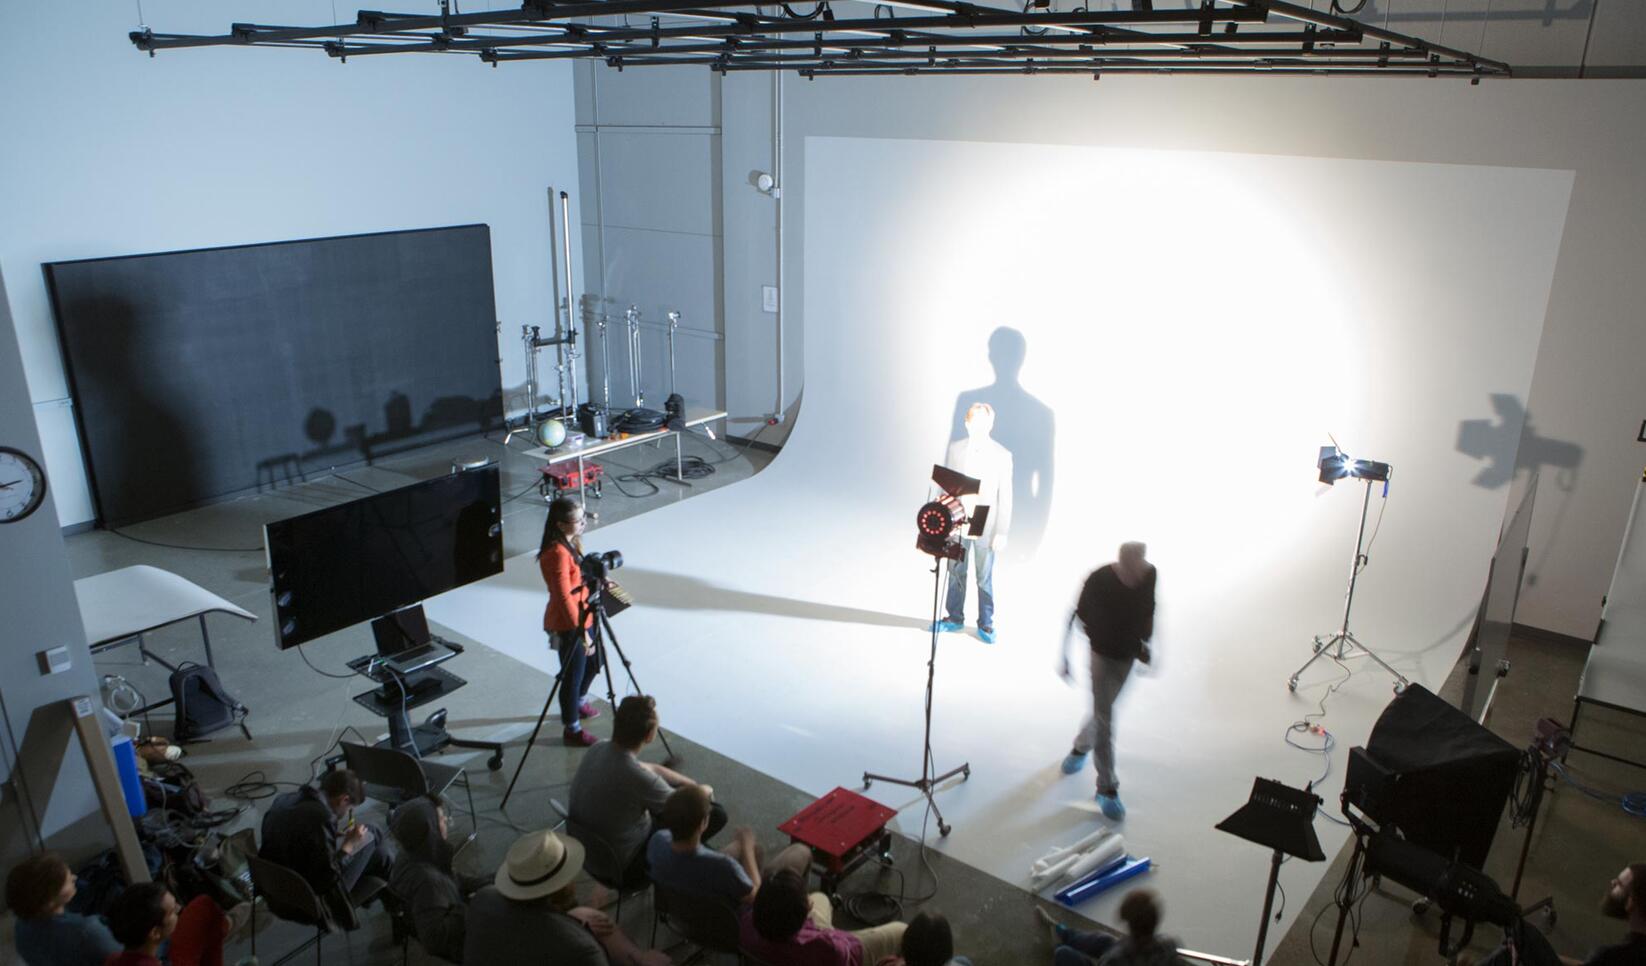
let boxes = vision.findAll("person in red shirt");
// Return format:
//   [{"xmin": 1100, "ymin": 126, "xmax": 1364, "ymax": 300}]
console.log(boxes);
[{"xmin": 539, "ymin": 497, "xmax": 603, "ymax": 746}]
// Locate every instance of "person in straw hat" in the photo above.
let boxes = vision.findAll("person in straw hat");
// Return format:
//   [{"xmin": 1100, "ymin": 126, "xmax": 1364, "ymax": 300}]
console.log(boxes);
[{"xmin": 464, "ymin": 828, "xmax": 669, "ymax": 966}]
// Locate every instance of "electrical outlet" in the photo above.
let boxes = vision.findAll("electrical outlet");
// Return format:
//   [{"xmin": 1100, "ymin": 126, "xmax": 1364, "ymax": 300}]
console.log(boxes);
[{"xmin": 762, "ymin": 286, "xmax": 779, "ymax": 314}]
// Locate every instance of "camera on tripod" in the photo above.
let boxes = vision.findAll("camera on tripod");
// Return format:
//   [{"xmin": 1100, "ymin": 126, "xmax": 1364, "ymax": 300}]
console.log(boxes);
[{"xmin": 580, "ymin": 549, "xmax": 623, "ymax": 584}]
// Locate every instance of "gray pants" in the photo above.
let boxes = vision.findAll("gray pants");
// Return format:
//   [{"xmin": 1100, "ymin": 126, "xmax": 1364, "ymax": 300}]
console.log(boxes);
[{"xmin": 1071, "ymin": 652, "xmax": 1133, "ymax": 796}]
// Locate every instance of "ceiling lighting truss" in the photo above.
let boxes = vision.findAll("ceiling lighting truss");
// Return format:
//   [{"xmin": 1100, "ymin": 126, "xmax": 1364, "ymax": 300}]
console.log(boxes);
[{"xmin": 130, "ymin": 0, "xmax": 1511, "ymax": 79}]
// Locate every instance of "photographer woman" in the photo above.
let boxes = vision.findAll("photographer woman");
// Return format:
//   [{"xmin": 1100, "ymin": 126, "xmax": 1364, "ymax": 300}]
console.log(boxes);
[{"xmin": 539, "ymin": 497, "xmax": 603, "ymax": 747}]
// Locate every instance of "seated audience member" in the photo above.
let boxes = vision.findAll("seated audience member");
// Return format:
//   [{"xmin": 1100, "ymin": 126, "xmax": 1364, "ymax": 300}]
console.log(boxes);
[
  {"xmin": 875, "ymin": 911, "xmax": 974, "ymax": 966},
  {"xmin": 7, "ymin": 852, "xmax": 120, "ymax": 966},
  {"xmin": 741, "ymin": 868, "xmax": 906, "ymax": 966},
  {"xmin": 104, "ymin": 883, "xmax": 179, "ymax": 966},
  {"xmin": 1569, "ymin": 862, "xmax": 1646, "ymax": 966},
  {"xmin": 389, "ymin": 795, "xmax": 487, "ymax": 963},
  {"xmin": 568, "ymin": 695, "xmax": 725, "ymax": 886},
  {"xmin": 464, "ymin": 829, "xmax": 670, "ymax": 966},
  {"xmin": 648, "ymin": 784, "xmax": 812, "ymax": 905},
  {"xmin": 1038, "ymin": 890, "xmax": 1187, "ymax": 966},
  {"xmin": 259, "ymin": 768, "xmax": 394, "ymax": 925}
]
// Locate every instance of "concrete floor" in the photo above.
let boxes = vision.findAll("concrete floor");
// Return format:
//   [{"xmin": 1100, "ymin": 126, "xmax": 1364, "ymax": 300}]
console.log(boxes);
[
  {"xmin": 1267, "ymin": 632, "xmax": 1646, "ymax": 966},
  {"xmin": 25, "ymin": 427, "xmax": 1646, "ymax": 965},
  {"xmin": 47, "ymin": 428, "xmax": 1111, "ymax": 965}
]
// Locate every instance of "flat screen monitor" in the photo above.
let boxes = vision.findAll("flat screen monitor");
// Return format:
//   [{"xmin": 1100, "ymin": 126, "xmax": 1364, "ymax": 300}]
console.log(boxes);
[{"xmin": 264, "ymin": 466, "xmax": 502, "ymax": 649}]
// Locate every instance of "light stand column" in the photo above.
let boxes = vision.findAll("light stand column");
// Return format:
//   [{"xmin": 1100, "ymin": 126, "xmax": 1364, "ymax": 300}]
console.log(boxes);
[
  {"xmin": 1289, "ymin": 478, "xmax": 1410, "ymax": 693},
  {"xmin": 861, "ymin": 558, "xmax": 971, "ymax": 836}
]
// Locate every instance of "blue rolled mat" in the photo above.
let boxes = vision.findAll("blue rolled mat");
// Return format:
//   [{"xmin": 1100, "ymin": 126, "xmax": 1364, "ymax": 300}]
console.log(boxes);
[{"xmin": 1055, "ymin": 855, "xmax": 1152, "ymax": 906}]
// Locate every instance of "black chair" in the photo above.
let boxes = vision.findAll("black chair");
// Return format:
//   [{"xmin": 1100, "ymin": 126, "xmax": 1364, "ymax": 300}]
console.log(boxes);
[
  {"xmin": 245, "ymin": 855, "xmax": 332, "ymax": 966},
  {"xmin": 553, "ymin": 798, "xmax": 650, "ymax": 925},
  {"xmin": 651, "ymin": 882, "xmax": 744, "ymax": 962},
  {"xmin": 341, "ymin": 741, "xmax": 478, "ymax": 849}
]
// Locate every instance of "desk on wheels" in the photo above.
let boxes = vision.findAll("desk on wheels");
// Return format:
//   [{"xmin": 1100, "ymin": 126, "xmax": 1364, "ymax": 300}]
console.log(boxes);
[
  {"xmin": 345, "ymin": 651, "xmax": 505, "ymax": 770},
  {"xmin": 74, "ymin": 565, "xmax": 257, "ymax": 718},
  {"xmin": 524, "ymin": 408, "xmax": 728, "ymax": 503}
]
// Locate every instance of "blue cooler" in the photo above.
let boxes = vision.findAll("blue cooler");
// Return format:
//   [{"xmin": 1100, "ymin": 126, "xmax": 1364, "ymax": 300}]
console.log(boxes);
[{"xmin": 110, "ymin": 734, "xmax": 148, "ymax": 818}]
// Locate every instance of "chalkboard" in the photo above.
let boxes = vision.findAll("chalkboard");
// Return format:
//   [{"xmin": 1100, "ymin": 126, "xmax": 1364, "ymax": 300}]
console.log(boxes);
[{"xmin": 47, "ymin": 226, "xmax": 503, "ymax": 527}]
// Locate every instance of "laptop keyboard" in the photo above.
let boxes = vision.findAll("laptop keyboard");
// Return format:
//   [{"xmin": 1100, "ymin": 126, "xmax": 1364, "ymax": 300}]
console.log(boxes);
[{"xmin": 390, "ymin": 643, "xmax": 441, "ymax": 666}]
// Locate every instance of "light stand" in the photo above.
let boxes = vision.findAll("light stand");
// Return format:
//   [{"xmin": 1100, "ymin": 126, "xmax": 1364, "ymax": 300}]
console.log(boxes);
[
  {"xmin": 625, "ymin": 305, "xmax": 645, "ymax": 408},
  {"xmin": 1216, "ymin": 778, "xmax": 1325, "ymax": 966},
  {"xmin": 500, "ymin": 563, "xmax": 674, "ymax": 810},
  {"xmin": 862, "ymin": 464, "xmax": 985, "ymax": 835},
  {"xmin": 1289, "ymin": 448, "xmax": 1409, "ymax": 694},
  {"xmin": 862, "ymin": 557, "xmax": 972, "ymax": 835}
]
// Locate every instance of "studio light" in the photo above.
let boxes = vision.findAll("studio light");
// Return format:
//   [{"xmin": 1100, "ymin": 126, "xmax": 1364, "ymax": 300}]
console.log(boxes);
[
  {"xmin": 1317, "ymin": 445, "xmax": 1392, "ymax": 485},
  {"xmin": 915, "ymin": 463, "xmax": 988, "ymax": 560}
]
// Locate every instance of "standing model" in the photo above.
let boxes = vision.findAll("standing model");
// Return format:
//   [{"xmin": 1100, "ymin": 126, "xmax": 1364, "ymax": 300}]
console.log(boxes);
[{"xmin": 934, "ymin": 403, "xmax": 1013, "ymax": 644}]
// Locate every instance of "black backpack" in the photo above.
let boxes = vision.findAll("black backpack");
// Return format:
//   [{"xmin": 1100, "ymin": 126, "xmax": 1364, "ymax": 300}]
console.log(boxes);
[{"xmin": 169, "ymin": 662, "xmax": 250, "ymax": 742}]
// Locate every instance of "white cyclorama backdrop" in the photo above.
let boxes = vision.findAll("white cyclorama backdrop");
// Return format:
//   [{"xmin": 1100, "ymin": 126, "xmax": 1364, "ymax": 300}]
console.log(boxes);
[{"xmin": 431, "ymin": 137, "xmax": 1571, "ymax": 958}]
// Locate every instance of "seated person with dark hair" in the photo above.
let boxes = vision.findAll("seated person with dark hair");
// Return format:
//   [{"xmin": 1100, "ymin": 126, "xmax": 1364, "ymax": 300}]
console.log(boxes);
[
  {"xmin": 389, "ymin": 794, "xmax": 487, "ymax": 963},
  {"xmin": 464, "ymin": 828, "xmax": 670, "ymax": 966},
  {"xmin": 104, "ymin": 883, "xmax": 178, "ymax": 966},
  {"xmin": 1566, "ymin": 862, "xmax": 1646, "ymax": 966},
  {"xmin": 1040, "ymin": 889, "xmax": 1187, "ymax": 966},
  {"xmin": 259, "ymin": 768, "xmax": 394, "ymax": 924},
  {"xmin": 568, "ymin": 695, "xmax": 725, "ymax": 886},
  {"xmin": 741, "ymin": 868, "xmax": 906, "ymax": 966},
  {"xmin": 7, "ymin": 852, "xmax": 120, "ymax": 966},
  {"xmin": 875, "ymin": 911, "xmax": 975, "ymax": 966},
  {"xmin": 647, "ymin": 784, "xmax": 811, "ymax": 906}
]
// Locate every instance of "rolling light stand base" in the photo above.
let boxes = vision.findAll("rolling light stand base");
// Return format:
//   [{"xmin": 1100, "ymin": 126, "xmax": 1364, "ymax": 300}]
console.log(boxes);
[
  {"xmin": 861, "ymin": 762, "xmax": 971, "ymax": 837},
  {"xmin": 1289, "ymin": 631, "xmax": 1409, "ymax": 695}
]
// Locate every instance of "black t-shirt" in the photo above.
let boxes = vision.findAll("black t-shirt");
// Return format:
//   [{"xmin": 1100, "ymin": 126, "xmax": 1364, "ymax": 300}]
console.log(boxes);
[
  {"xmin": 1585, "ymin": 932, "xmax": 1646, "ymax": 966},
  {"xmin": 1076, "ymin": 564, "xmax": 1156, "ymax": 662}
]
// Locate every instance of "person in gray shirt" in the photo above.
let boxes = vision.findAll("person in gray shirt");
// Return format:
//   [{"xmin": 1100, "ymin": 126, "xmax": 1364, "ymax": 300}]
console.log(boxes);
[
  {"xmin": 464, "ymin": 828, "xmax": 670, "ymax": 966},
  {"xmin": 568, "ymin": 695, "xmax": 725, "ymax": 886}
]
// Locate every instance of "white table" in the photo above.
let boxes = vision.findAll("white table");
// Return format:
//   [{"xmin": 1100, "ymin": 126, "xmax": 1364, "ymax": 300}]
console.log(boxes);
[
  {"xmin": 74, "ymin": 564, "xmax": 257, "ymax": 715},
  {"xmin": 524, "ymin": 408, "xmax": 729, "ymax": 503}
]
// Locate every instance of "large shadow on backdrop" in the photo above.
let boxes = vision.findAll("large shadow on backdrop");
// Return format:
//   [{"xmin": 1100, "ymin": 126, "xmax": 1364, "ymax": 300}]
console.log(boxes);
[
  {"xmin": 619, "ymin": 569, "xmax": 929, "ymax": 631},
  {"xmin": 948, "ymin": 327, "xmax": 1056, "ymax": 562},
  {"xmin": 1456, "ymin": 392, "xmax": 1584, "ymax": 590}
]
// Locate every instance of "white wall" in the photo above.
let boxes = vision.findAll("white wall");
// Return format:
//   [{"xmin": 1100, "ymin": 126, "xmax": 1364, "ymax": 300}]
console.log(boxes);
[
  {"xmin": 705, "ymin": 75, "xmax": 1646, "ymax": 641},
  {"xmin": 574, "ymin": 62, "xmax": 726, "ymax": 416},
  {"xmin": 0, "ymin": 1, "xmax": 582, "ymax": 527}
]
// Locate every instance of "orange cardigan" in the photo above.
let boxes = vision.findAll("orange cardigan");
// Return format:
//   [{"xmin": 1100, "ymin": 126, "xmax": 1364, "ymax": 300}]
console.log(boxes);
[{"xmin": 540, "ymin": 541, "xmax": 591, "ymax": 633}]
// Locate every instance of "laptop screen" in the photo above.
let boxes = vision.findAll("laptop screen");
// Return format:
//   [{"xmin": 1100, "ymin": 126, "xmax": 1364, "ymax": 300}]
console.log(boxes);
[{"xmin": 373, "ymin": 605, "xmax": 431, "ymax": 656}]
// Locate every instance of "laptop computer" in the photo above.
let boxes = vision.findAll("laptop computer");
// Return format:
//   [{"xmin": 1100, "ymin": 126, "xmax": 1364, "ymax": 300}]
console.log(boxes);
[{"xmin": 371, "ymin": 604, "xmax": 453, "ymax": 675}]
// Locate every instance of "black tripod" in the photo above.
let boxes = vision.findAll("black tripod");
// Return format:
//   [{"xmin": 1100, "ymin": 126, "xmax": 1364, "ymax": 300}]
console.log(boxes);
[
  {"xmin": 501, "ymin": 576, "xmax": 675, "ymax": 810},
  {"xmin": 862, "ymin": 557, "xmax": 971, "ymax": 836}
]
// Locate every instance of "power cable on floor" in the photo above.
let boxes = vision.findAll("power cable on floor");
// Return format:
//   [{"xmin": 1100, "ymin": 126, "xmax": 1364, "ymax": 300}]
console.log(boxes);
[{"xmin": 107, "ymin": 528, "xmax": 262, "ymax": 553}]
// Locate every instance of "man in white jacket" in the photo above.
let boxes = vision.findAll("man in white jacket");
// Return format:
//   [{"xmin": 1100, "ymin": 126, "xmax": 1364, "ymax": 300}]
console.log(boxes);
[{"xmin": 936, "ymin": 403, "xmax": 1013, "ymax": 644}]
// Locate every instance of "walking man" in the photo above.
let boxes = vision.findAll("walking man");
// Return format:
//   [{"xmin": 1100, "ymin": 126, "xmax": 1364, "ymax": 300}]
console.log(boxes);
[{"xmin": 1061, "ymin": 542, "xmax": 1156, "ymax": 822}]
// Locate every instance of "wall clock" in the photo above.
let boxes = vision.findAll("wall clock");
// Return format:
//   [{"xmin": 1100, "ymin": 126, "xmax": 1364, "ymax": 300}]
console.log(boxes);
[{"xmin": 0, "ymin": 446, "xmax": 47, "ymax": 524}]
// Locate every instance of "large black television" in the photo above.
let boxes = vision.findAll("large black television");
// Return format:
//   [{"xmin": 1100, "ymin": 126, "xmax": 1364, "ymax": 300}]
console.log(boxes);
[{"xmin": 265, "ymin": 466, "xmax": 502, "ymax": 650}]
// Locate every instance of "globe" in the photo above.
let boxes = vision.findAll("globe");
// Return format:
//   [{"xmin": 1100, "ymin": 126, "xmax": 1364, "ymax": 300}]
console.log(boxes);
[{"xmin": 538, "ymin": 418, "xmax": 568, "ymax": 448}]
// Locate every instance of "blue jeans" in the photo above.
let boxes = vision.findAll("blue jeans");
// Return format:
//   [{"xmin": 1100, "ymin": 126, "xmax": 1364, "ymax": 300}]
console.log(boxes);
[
  {"xmin": 1051, "ymin": 924, "xmax": 1117, "ymax": 965},
  {"xmin": 944, "ymin": 541, "xmax": 995, "ymax": 631},
  {"xmin": 552, "ymin": 630, "xmax": 602, "ymax": 728}
]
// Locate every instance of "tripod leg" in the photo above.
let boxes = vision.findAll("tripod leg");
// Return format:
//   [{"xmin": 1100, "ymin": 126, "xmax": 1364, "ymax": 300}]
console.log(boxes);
[
  {"xmin": 1341, "ymin": 633, "xmax": 1409, "ymax": 691},
  {"xmin": 596, "ymin": 605, "xmax": 679, "ymax": 763},
  {"xmin": 501, "ymin": 673, "xmax": 564, "ymax": 811},
  {"xmin": 1289, "ymin": 634, "xmax": 1345, "ymax": 691}
]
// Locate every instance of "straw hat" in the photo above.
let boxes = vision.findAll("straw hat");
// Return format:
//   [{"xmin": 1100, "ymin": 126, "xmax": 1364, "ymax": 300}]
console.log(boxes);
[{"xmin": 494, "ymin": 829, "xmax": 585, "ymax": 901}]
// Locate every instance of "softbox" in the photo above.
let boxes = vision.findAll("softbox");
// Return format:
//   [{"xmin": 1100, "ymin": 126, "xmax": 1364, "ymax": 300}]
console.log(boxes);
[{"xmin": 1344, "ymin": 684, "xmax": 1519, "ymax": 869}]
